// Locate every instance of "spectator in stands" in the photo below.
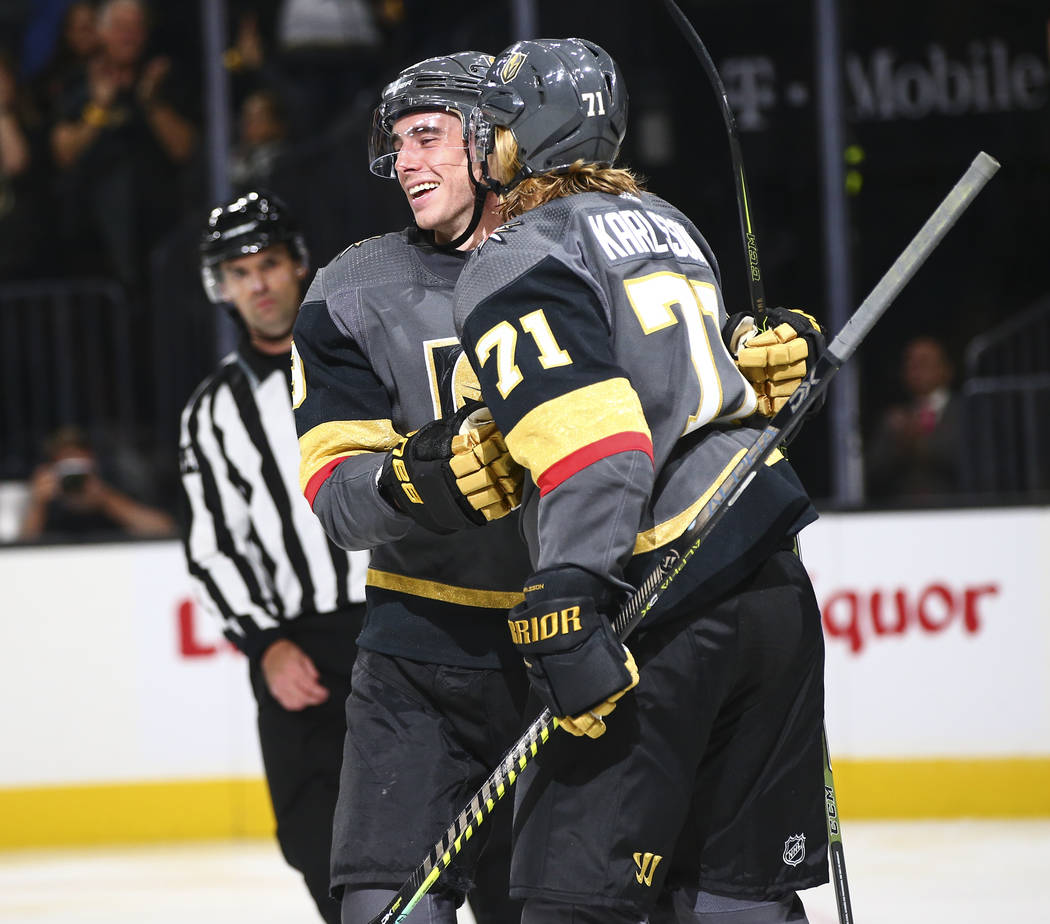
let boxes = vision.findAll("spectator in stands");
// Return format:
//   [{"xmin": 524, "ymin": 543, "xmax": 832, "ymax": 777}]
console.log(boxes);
[
  {"xmin": 229, "ymin": 87, "xmax": 290, "ymax": 191},
  {"xmin": 19, "ymin": 425, "xmax": 176, "ymax": 541},
  {"xmin": 222, "ymin": 8, "xmax": 291, "ymax": 113},
  {"xmin": 0, "ymin": 48, "xmax": 50, "ymax": 278},
  {"xmin": 865, "ymin": 335, "xmax": 963, "ymax": 504},
  {"xmin": 50, "ymin": 0, "xmax": 198, "ymax": 290},
  {"xmin": 270, "ymin": 0, "xmax": 388, "ymax": 136},
  {"xmin": 30, "ymin": 0, "xmax": 98, "ymax": 121}
]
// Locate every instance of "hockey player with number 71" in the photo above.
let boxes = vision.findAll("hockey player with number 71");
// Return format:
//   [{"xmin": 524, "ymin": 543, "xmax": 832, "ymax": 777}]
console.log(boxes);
[{"xmin": 453, "ymin": 37, "xmax": 829, "ymax": 924}]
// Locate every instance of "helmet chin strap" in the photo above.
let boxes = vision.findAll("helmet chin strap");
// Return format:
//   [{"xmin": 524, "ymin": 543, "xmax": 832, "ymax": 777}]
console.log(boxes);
[
  {"xmin": 471, "ymin": 147, "xmax": 529, "ymax": 198},
  {"xmin": 427, "ymin": 130, "xmax": 530, "ymax": 250},
  {"xmin": 429, "ymin": 181, "xmax": 490, "ymax": 251}
]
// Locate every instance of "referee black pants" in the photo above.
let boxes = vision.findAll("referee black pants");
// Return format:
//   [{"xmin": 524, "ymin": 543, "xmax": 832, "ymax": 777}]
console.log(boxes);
[{"xmin": 249, "ymin": 605, "xmax": 365, "ymax": 924}]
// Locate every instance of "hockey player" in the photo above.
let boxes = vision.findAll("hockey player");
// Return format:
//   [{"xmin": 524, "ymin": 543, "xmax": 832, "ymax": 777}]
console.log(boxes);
[
  {"xmin": 453, "ymin": 38, "xmax": 829, "ymax": 923},
  {"xmin": 179, "ymin": 190, "xmax": 368, "ymax": 924},
  {"xmin": 290, "ymin": 52, "xmax": 530, "ymax": 924}
]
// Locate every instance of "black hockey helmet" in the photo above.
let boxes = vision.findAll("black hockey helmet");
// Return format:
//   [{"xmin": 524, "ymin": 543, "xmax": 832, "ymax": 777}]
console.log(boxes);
[
  {"xmin": 470, "ymin": 38, "xmax": 628, "ymax": 191},
  {"xmin": 199, "ymin": 190, "xmax": 308, "ymax": 304},
  {"xmin": 368, "ymin": 51, "xmax": 494, "ymax": 178}
]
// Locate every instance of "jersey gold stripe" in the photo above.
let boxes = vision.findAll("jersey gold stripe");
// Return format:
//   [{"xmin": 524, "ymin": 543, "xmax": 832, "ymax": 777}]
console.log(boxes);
[
  {"xmin": 633, "ymin": 447, "xmax": 785, "ymax": 553},
  {"xmin": 366, "ymin": 568, "xmax": 525, "ymax": 608},
  {"xmin": 505, "ymin": 378, "xmax": 651, "ymax": 477},
  {"xmin": 298, "ymin": 418, "xmax": 400, "ymax": 494}
]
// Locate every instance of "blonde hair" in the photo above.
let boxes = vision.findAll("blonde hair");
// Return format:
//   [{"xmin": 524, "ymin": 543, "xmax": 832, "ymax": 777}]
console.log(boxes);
[{"xmin": 492, "ymin": 126, "xmax": 644, "ymax": 220}]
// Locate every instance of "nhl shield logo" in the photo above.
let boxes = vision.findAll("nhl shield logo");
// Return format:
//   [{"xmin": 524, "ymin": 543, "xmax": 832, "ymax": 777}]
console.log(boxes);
[
  {"xmin": 782, "ymin": 834, "xmax": 805, "ymax": 867},
  {"xmin": 500, "ymin": 52, "xmax": 527, "ymax": 83}
]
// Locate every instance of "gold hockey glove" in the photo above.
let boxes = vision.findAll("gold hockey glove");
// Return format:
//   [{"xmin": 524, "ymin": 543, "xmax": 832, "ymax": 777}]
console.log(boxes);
[
  {"xmin": 557, "ymin": 648, "xmax": 639, "ymax": 739},
  {"xmin": 508, "ymin": 567, "xmax": 639, "ymax": 740},
  {"xmin": 448, "ymin": 408, "xmax": 523, "ymax": 521},
  {"xmin": 377, "ymin": 401, "xmax": 515, "ymax": 534},
  {"xmin": 724, "ymin": 308, "xmax": 826, "ymax": 416}
]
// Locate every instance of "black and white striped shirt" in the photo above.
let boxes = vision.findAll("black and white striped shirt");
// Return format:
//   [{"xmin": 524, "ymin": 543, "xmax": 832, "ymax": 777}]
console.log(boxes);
[{"xmin": 179, "ymin": 341, "xmax": 367, "ymax": 659}]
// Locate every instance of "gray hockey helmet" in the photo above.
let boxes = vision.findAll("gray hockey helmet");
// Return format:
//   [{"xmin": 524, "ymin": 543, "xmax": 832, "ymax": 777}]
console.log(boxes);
[
  {"xmin": 199, "ymin": 190, "xmax": 308, "ymax": 304},
  {"xmin": 369, "ymin": 51, "xmax": 495, "ymax": 178},
  {"xmin": 471, "ymin": 37, "xmax": 628, "ymax": 189}
]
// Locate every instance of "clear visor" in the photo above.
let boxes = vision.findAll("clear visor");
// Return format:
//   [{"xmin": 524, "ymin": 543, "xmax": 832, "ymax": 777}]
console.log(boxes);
[
  {"xmin": 467, "ymin": 107, "xmax": 495, "ymax": 163},
  {"xmin": 201, "ymin": 264, "xmax": 225, "ymax": 304},
  {"xmin": 368, "ymin": 108, "xmax": 469, "ymax": 179}
]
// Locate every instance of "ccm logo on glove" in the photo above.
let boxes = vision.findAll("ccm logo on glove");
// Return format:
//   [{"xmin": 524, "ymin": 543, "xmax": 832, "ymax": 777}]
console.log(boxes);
[{"xmin": 508, "ymin": 605, "xmax": 583, "ymax": 645}]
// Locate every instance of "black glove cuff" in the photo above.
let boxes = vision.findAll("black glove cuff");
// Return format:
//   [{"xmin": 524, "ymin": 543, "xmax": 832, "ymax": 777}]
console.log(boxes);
[
  {"xmin": 374, "ymin": 401, "xmax": 494, "ymax": 533},
  {"xmin": 522, "ymin": 566, "xmax": 623, "ymax": 613},
  {"xmin": 376, "ymin": 448, "xmax": 409, "ymax": 511},
  {"xmin": 523, "ymin": 623, "xmax": 632, "ymax": 718},
  {"xmin": 509, "ymin": 595, "xmax": 603, "ymax": 655},
  {"xmin": 376, "ymin": 433, "xmax": 478, "ymax": 535}
]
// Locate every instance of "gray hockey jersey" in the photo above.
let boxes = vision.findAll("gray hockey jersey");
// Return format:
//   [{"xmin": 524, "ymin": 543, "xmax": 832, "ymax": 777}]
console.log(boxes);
[
  {"xmin": 455, "ymin": 191, "xmax": 816, "ymax": 612},
  {"xmin": 293, "ymin": 228, "xmax": 531, "ymax": 667}
]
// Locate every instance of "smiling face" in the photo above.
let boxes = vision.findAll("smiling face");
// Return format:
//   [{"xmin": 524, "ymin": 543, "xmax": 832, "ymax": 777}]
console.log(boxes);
[
  {"xmin": 218, "ymin": 245, "xmax": 306, "ymax": 353},
  {"xmin": 391, "ymin": 110, "xmax": 481, "ymax": 246}
]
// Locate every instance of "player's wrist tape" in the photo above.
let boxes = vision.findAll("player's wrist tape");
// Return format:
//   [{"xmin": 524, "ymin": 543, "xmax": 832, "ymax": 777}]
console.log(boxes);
[{"xmin": 508, "ymin": 593, "xmax": 634, "ymax": 719}]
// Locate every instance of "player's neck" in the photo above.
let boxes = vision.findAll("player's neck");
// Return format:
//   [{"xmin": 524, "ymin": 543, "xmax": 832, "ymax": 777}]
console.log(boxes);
[{"xmin": 249, "ymin": 332, "xmax": 293, "ymax": 356}]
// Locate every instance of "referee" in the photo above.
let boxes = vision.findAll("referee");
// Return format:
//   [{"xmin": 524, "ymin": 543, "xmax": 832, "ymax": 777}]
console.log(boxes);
[{"xmin": 178, "ymin": 190, "xmax": 367, "ymax": 924}]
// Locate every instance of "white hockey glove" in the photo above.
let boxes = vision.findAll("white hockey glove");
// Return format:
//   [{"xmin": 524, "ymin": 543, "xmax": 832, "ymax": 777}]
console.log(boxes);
[
  {"xmin": 508, "ymin": 567, "xmax": 639, "ymax": 740},
  {"xmin": 724, "ymin": 308, "xmax": 826, "ymax": 416}
]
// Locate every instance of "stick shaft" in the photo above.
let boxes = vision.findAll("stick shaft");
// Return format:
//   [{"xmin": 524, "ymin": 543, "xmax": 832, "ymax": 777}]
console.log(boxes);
[
  {"xmin": 661, "ymin": 0, "xmax": 766, "ymax": 315},
  {"xmin": 827, "ymin": 151, "xmax": 1000, "ymax": 366},
  {"xmin": 823, "ymin": 730, "xmax": 854, "ymax": 924}
]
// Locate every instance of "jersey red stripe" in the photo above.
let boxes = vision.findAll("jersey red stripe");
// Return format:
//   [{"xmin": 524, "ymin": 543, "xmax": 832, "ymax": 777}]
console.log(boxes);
[
  {"xmin": 537, "ymin": 432, "xmax": 653, "ymax": 496},
  {"xmin": 304, "ymin": 456, "xmax": 349, "ymax": 507}
]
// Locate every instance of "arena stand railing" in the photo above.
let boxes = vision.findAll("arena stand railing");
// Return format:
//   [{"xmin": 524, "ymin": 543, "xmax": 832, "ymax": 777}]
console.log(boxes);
[{"xmin": 962, "ymin": 294, "xmax": 1050, "ymax": 498}]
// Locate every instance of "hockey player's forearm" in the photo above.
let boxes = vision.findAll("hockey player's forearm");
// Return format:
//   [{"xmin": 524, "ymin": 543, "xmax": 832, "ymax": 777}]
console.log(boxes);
[
  {"xmin": 531, "ymin": 452, "xmax": 652, "ymax": 586},
  {"xmin": 311, "ymin": 457, "xmax": 415, "ymax": 550}
]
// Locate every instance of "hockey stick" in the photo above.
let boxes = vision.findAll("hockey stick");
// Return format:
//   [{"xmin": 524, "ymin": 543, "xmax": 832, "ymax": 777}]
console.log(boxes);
[
  {"xmin": 366, "ymin": 151, "xmax": 998, "ymax": 924},
  {"xmin": 661, "ymin": 4, "xmax": 871, "ymax": 918},
  {"xmin": 661, "ymin": 0, "xmax": 766, "ymax": 317},
  {"xmin": 823, "ymin": 728, "xmax": 854, "ymax": 924}
]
